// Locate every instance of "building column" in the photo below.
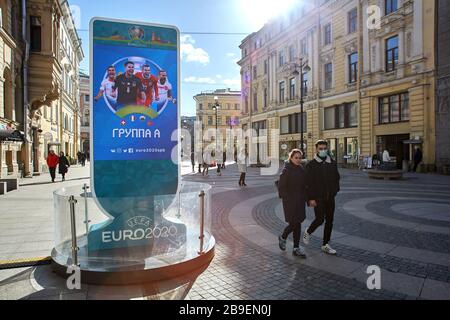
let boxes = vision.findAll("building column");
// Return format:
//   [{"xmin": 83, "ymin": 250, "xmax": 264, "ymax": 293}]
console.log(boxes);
[
  {"xmin": 0, "ymin": 143, "xmax": 8, "ymax": 178},
  {"xmin": 412, "ymin": 0, "xmax": 423, "ymax": 59}
]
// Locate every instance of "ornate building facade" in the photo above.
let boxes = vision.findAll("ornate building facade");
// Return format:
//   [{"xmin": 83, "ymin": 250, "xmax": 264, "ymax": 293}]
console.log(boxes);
[{"xmin": 238, "ymin": 0, "xmax": 436, "ymax": 170}]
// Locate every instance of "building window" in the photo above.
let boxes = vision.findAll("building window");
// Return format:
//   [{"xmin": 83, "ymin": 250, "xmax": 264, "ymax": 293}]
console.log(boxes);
[
  {"xmin": 349, "ymin": 53, "xmax": 358, "ymax": 83},
  {"xmin": 386, "ymin": 36, "xmax": 399, "ymax": 72},
  {"xmin": 264, "ymin": 60, "xmax": 268, "ymax": 74},
  {"xmin": 253, "ymin": 65, "xmax": 257, "ymax": 79},
  {"xmin": 300, "ymin": 38, "xmax": 308, "ymax": 55},
  {"xmin": 208, "ymin": 116, "xmax": 213, "ymax": 125},
  {"xmin": 324, "ymin": 102, "xmax": 358, "ymax": 130},
  {"xmin": 208, "ymin": 103, "xmax": 213, "ymax": 109},
  {"xmin": 302, "ymin": 73, "xmax": 308, "ymax": 97},
  {"xmin": 85, "ymin": 94, "xmax": 90, "ymax": 102},
  {"xmin": 30, "ymin": 16, "xmax": 42, "ymax": 52},
  {"xmin": 199, "ymin": 103, "xmax": 203, "ymax": 110},
  {"xmin": 226, "ymin": 116, "xmax": 231, "ymax": 126},
  {"xmin": 324, "ymin": 63, "xmax": 333, "ymax": 90},
  {"xmin": 279, "ymin": 50, "xmax": 285, "ymax": 67},
  {"xmin": 264, "ymin": 88, "xmax": 268, "ymax": 109},
  {"xmin": 279, "ymin": 81, "xmax": 285, "ymax": 103},
  {"xmin": 378, "ymin": 93, "xmax": 409, "ymax": 124},
  {"xmin": 280, "ymin": 116, "xmax": 289, "ymax": 134},
  {"xmin": 217, "ymin": 116, "xmax": 222, "ymax": 125},
  {"xmin": 324, "ymin": 23, "xmax": 332, "ymax": 45},
  {"xmin": 289, "ymin": 78, "xmax": 296, "ymax": 100},
  {"xmin": 235, "ymin": 103, "xmax": 240, "ymax": 110},
  {"xmin": 348, "ymin": 8, "xmax": 357, "ymax": 34},
  {"xmin": 253, "ymin": 92, "xmax": 258, "ymax": 112},
  {"xmin": 289, "ymin": 45, "xmax": 295, "ymax": 62},
  {"xmin": 385, "ymin": 0, "xmax": 398, "ymax": 15},
  {"xmin": 280, "ymin": 113, "xmax": 307, "ymax": 134}
]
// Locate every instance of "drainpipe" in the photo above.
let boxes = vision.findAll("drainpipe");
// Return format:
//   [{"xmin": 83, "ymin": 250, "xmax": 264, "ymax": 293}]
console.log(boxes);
[{"xmin": 22, "ymin": 0, "xmax": 31, "ymax": 177}]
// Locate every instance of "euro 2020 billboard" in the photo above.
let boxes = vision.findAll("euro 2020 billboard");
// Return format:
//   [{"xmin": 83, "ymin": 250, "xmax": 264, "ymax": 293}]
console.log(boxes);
[{"xmin": 89, "ymin": 18, "xmax": 184, "ymax": 256}]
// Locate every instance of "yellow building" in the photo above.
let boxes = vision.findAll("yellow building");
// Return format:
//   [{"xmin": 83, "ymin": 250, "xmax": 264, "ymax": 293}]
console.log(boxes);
[
  {"xmin": 27, "ymin": 0, "xmax": 84, "ymax": 174},
  {"xmin": 0, "ymin": 0, "xmax": 26, "ymax": 179},
  {"xmin": 238, "ymin": 0, "xmax": 436, "ymax": 170},
  {"xmin": 194, "ymin": 89, "xmax": 241, "ymax": 158}
]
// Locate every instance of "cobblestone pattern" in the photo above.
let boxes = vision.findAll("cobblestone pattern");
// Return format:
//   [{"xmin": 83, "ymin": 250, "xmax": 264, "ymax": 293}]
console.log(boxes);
[
  {"xmin": 365, "ymin": 199, "xmax": 450, "ymax": 228},
  {"xmin": 185, "ymin": 185, "xmax": 412, "ymax": 300},
  {"xmin": 254, "ymin": 197, "xmax": 450, "ymax": 284}
]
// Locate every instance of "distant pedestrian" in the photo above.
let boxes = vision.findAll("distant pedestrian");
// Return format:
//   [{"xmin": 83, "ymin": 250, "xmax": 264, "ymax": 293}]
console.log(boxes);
[
  {"xmin": 382, "ymin": 149, "xmax": 391, "ymax": 163},
  {"xmin": 277, "ymin": 149, "xmax": 307, "ymax": 258},
  {"xmin": 202, "ymin": 157, "xmax": 209, "ymax": 176},
  {"xmin": 238, "ymin": 152, "xmax": 248, "ymax": 187},
  {"xmin": 80, "ymin": 153, "xmax": 86, "ymax": 167},
  {"xmin": 77, "ymin": 151, "xmax": 82, "ymax": 165},
  {"xmin": 46, "ymin": 150, "xmax": 59, "ymax": 183},
  {"xmin": 222, "ymin": 151, "xmax": 227, "ymax": 169},
  {"xmin": 191, "ymin": 152, "xmax": 196, "ymax": 173},
  {"xmin": 58, "ymin": 152, "xmax": 70, "ymax": 182},
  {"xmin": 303, "ymin": 140, "xmax": 341, "ymax": 255},
  {"xmin": 413, "ymin": 147, "xmax": 423, "ymax": 172}
]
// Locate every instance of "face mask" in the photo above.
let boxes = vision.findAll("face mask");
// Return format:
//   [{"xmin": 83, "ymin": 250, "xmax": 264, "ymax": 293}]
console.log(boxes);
[{"xmin": 318, "ymin": 150, "xmax": 328, "ymax": 158}]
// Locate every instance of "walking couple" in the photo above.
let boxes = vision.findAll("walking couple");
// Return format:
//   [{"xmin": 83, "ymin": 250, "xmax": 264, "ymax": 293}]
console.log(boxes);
[{"xmin": 277, "ymin": 140, "xmax": 340, "ymax": 258}]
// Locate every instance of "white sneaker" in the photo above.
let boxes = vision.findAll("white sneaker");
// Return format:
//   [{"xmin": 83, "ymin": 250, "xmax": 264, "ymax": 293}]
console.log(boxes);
[
  {"xmin": 303, "ymin": 231, "xmax": 310, "ymax": 245},
  {"xmin": 321, "ymin": 244, "xmax": 337, "ymax": 255},
  {"xmin": 293, "ymin": 246, "xmax": 307, "ymax": 258}
]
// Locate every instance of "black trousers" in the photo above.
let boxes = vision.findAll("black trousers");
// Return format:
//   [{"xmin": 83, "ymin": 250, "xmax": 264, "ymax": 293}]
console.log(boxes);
[
  {"xmin": 282, "ymin": 222, "xmax": 301, "ymax": 248},
  {"xmin": 239, "ymin": 173, "xmax": 246, "ymax": 185},
  {"xmin": 413, "ymin": 161, "xmax": 420, "ymax": 172},
  {"xmin": 307, "ymin": 198, "xmax": 335, "ymax": 246},
  {"xmin": 49, "ymin": 167, "xmax": 56, "ymax": 182}
]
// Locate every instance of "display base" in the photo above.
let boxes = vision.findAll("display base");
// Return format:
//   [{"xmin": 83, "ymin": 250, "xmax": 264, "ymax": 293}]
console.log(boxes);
[{"xmin": 50, "ymin": 236, "xmax": 215, "ymax": 285}]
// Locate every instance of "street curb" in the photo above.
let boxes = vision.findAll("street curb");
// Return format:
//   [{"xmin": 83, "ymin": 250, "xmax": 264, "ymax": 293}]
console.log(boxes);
[{"xmin": 0, "ymin": 257, "xmax": 52, "ymax": 270}]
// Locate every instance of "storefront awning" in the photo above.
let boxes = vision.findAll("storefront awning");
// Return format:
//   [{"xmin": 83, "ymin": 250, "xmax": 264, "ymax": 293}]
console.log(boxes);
[
  {"xmin": 403, "ymin": 139, "xmax": 423, "ymax": 145},
  {"xmin": 0, "ymin": 129, "xmax": 25, "ymax": 142}
]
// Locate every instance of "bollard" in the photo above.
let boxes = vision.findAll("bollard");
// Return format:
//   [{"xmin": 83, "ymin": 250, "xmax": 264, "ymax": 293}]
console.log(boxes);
[
  {"xmin": 69, "ymin": 196, "xmax": 79, "ymax": 266},
  {"xmin": 82, "ymin": 184, "xmax": 91, "ymax": 236},
  {"xmin": 198, "ymin": 190, "xmax": 206, "ymax": 255}
]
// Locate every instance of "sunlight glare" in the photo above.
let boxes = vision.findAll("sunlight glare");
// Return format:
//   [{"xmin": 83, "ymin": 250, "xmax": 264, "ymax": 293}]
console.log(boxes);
[{"xmin": 239, "ymin": 0, "xmax": 298, "ymax": 30}]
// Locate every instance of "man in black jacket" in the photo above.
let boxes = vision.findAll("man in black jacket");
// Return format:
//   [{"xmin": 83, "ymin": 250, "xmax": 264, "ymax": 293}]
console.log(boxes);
[{"xmin": 303, "ymin": 140, "xmax": 340, "ymax": 255}]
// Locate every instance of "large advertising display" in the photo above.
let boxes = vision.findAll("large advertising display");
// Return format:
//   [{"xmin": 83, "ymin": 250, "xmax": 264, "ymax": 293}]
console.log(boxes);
[{"xmin": 89, "ymin": 18, "xmax": 184, "ymax": 255}]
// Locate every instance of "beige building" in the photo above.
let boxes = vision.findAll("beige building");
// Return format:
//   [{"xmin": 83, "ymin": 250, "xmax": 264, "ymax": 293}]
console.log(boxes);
[
  {"xmin": 0, "ymin": 0, "xmax": 26, "ymax": 179},
  {"xmin": 194, "ymin": 89, "xmax": 241, "ymax": 157},
  {"xmin": 238, "ymin": 0, "xmax": 436, "ymax": 171},
  {"xmin": 79, "ymin": 72, "xmax": 90, "ymax": 155},
  {"xmin": 27, "ymin": 0, "xmax": 84, "ymax": 174}
]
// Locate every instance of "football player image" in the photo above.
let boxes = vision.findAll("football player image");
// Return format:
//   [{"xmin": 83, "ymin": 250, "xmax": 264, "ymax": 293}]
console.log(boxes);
[
  {"xmin": 155, "ymin": 70, "xmax": 176, "ymax": 112},
  {"xmin": 135, "ymin": 64, "xmax": 159, "ymax": 107},
  {"xmin": 94, "ymin": 66, "xmax": 118, "ymax": 109},
  {"xmin": 113, "ymin": 61, "xmax": 146, "ymax": 110}
]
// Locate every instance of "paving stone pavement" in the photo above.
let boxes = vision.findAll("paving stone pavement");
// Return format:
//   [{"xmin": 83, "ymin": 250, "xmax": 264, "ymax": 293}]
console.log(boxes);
[{"xmin": 0, "ymin": 164, "xmax": 449, "ymax": 300}]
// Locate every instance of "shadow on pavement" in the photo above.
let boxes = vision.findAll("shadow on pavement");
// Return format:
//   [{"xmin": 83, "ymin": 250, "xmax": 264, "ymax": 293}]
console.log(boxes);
[
  {"xmin": 19, "ymin": 177, "xmax": 90, "ymax": 187},
  {"xmin": 0, "ymin": 262, "xmax": 211, "ymax": 300}
]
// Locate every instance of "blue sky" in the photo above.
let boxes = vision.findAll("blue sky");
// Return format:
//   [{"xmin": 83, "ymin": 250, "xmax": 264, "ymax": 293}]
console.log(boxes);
[{"xmin": 70, "ymin": 0, "xmax": 274, "ymax": 116}]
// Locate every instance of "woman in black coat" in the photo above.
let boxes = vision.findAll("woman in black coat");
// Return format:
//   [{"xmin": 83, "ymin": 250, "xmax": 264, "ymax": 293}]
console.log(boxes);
[
  {"xmin": 58, "ymin": 152, "xmax": 70, "ymax": 182},
  {"xmin": 277, "ymin": 149, "xmax": 307, "ymax": 258}
]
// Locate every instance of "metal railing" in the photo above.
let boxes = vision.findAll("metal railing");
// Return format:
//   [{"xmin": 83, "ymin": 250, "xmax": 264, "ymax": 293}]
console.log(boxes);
[
  {"xmin": 198, "ymin": 190, "xmax": 206, "ymax": 255},
  {"xmin": 68, "ymin": 195, "xmax": 79, "ymax": 266}
]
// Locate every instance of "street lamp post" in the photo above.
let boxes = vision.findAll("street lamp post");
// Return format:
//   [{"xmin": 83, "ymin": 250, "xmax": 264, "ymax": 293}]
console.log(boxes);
[
  {"xmin": 292, "ymin": 58, "xmax": 311, "ymax": 155},
  {"xmin": 213, "ymin": 96, "xmax": 221, "ymax": 175}
]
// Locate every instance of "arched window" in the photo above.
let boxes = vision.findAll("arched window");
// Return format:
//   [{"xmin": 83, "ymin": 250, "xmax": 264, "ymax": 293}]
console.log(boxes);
[{"xmin": 3, "ymin": 68, "xmax": 14, "ymax": 120}]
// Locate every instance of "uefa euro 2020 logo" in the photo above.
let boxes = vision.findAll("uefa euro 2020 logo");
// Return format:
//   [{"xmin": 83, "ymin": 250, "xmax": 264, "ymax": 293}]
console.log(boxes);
[{"xmin": 129, "ymin": 26, "xmax": 145, "ymax": 41}]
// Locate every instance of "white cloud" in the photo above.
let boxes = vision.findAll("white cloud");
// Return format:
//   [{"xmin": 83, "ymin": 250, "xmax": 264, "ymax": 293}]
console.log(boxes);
[
  {"xmin": 222, "ymin": 78, "xmax": 241, "ymax": 88},
  {"xmin": 181, "ymin": 34, "xmax": 210, "ymax": 65},
  {"xmin": 184, "ymin": 77, "xmax": 217, "ymax": 84},
  {"xmin": 226, "ymin": 52, "xmax": 236, "ymax": 58},
  {"xmin": 216, "ymin": 74, "xmax": 223, "ymax": 79}
]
